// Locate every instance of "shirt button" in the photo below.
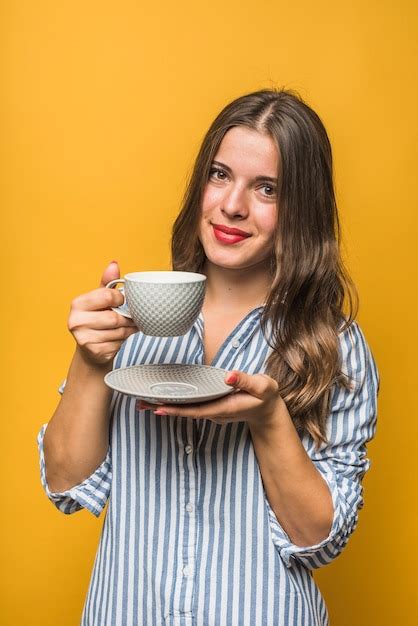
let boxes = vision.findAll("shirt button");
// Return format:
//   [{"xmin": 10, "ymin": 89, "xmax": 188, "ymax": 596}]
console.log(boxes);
[
  {"xmin": 185, "ymin": 444, "xmax": 193, "ymax": 454},
  {"xmin": 231, "ymin": 338, "xmax": 240, "ymax": 348},
  {"xmin": 185, "ymin": 503, "xmax": 194, "ymax": 513},
  {"xmin": 183, "ymin": 565, "xmax": 191, "ymax": 577}
]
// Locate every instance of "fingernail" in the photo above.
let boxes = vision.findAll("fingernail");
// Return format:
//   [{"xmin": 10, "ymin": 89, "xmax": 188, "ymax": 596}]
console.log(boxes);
[
  {"xmin": 110, "ymin": 260, "xmax": 118, "ymax": 265},
  {"xmin": 154, "ymin": 410, "xmax": 168, "ymax": 415},
  {"xmin": 226, "ymin": 373, "xmax": 238, "ymax": 384}
]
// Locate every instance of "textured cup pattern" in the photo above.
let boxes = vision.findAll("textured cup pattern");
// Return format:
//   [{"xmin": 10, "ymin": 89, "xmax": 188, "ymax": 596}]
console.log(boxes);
[{"xmin": 125, "ymin": 281, "xmax": 205, "ymax": 336}]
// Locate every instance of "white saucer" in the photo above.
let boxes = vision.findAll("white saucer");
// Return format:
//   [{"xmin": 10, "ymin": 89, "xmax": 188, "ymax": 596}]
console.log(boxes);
[{"xmin": 104, "ymin": 363, "xmax": 235, "ymax": 404}]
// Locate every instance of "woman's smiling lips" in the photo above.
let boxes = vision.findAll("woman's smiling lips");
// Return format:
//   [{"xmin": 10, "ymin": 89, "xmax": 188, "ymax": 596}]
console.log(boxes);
[{"xmin": 211, "ymin": 223, "xmax": 252, "ymax": 244}]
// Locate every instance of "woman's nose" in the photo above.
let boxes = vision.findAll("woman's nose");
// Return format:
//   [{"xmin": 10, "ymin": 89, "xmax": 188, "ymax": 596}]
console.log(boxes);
[{"xmin": 221, "ymin": 185, "xmax": 249, "ymax": 218}]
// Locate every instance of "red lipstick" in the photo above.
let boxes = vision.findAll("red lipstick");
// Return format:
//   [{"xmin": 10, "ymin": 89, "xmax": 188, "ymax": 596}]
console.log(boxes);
[
  {"xmin": 211, "ymin": 223, "xmax": 251, "ymax": 237},
  {"xmin": 212, "ymin": 225, "xmax": 251, "ymax": 244}
]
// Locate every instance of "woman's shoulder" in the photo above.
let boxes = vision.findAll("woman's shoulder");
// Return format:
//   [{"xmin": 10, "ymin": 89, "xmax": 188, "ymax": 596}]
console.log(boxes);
[
  {"xmin": 338, "ymin": 317, "xmax": 366, "ymax": 346},
  {"xmin": 338, "ymin": 317, "xmax": 371, "ymax": 354},
  {"xmin": 337, "ymin": 318, "xmax": 380, "ymax": 391}
]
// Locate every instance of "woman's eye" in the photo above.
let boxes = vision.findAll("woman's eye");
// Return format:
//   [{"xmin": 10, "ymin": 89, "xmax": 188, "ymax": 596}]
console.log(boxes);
[
  {"xmin": 260, "ymin": 184, "xmax": 277, "ymax": 198},
  {"xmin": 209, "ymin": 167, "xmax": 227, "ymax": 181}
]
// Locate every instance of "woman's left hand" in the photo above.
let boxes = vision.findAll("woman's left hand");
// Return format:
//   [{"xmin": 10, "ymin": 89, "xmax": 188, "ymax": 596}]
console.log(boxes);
[{"xmin": 135, "ymin": 370, "xmax": 285, "ymax": 428}]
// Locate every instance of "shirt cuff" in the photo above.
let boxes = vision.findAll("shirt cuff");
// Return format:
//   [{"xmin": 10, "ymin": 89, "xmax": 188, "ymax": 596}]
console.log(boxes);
[
  {"xmin": 37, "ymin": 423, "xmax": 112, "ymax": 517},
  {"xmin": 265, "ymin": 465, "xmax": 343, "ymax": 569}
]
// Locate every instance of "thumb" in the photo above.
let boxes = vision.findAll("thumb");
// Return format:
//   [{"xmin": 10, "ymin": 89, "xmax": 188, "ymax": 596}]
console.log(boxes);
[
  {"xmin": 225, "ymin": 371, "xmax": 240, "ymax": 386},
  {"xmin": 99, "ymin": 260, "xmax": 120, "ymax": 288},
  {"xmin": 224, "ymin": 370, "xmax": 274, "ymax": 399}
]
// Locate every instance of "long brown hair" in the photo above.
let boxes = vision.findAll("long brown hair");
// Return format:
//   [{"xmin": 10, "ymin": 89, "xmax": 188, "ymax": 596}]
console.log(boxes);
[{"xmin": 171, "ymin": 88, "xmax": 358, "ymax": 448}]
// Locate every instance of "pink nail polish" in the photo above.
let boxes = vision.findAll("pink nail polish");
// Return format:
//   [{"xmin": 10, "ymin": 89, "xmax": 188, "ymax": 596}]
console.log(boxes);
[{"xmin": 154, "ymin": 410, "xmax": 168, "ymax": 415}]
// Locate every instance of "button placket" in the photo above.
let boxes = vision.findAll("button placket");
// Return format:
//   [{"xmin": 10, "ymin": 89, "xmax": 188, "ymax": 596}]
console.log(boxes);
[
  {"xmin": 182, "ymin": 565, "xmax": 192, "ymax": 577},
  {"xmin": 178, "ymin": 419, "xmax": 197, "ymax": 611}
]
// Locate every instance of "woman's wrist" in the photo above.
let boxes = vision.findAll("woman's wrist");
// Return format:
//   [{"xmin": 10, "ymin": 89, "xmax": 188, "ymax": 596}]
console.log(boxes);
[
  {"xmin": 75, "ymin": 345, "xmax": 114, "ymax": 374},
  {"xmin": 249, "ymin": 394, "xmax": 291, "ymax": 435}
]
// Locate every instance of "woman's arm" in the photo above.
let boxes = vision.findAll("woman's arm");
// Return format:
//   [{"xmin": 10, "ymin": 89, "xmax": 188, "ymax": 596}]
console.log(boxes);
[
  {"xmin": 42, "ymin": 347, "xmax": 114, "ymax": 492},
  {"xmin": 249, "ymin": 402, "xmax": 334, "ymax": 547},
  {"xmin": 41, "ymin": 262, "xmax": 137, "ymax": 494},
  {"xmin": 256, "ymin": 321, "xmax": 379, "ymax": 569}
]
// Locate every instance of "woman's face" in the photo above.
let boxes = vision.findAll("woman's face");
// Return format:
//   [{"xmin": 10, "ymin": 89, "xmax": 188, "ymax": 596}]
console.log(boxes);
[{"xmin": 198, "ymin": 126, "xmax": 279, "ymax": 273}]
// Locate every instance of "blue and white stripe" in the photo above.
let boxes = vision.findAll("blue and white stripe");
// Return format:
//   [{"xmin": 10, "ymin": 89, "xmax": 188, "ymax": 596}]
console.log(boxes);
[{"xmin": 37, "ymin": 309, "xmax": 379, "ymax": 625}]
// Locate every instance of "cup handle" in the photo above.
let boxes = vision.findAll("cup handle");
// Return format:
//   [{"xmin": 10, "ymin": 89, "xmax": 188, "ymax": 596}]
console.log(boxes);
[
  {"xmin": 104, "ymin": 279, "xmax": 132, "ymax": 319},
  {"xmin": 105, "ymin": 279, "xmax": 125, "ymax": 289}
]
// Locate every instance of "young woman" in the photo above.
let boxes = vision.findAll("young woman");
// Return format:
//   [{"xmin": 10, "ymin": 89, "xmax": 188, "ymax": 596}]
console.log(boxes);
[{"xmin": 38, "ymin": 88, "xmax": 379, "ymax": 626}]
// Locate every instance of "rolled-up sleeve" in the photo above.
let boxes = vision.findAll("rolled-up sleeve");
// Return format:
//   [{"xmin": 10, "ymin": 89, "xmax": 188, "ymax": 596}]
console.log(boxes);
[
  {"xmin": 37, "ymin": 423, "xmax": 112, "ymax": 517},
  {"xmin": 266, "ymin": 321, "xmax": 379, "ymax": 569},
  {"xmin": 37, "ymin": 373, "xmax": 112, "ymax": 516}
]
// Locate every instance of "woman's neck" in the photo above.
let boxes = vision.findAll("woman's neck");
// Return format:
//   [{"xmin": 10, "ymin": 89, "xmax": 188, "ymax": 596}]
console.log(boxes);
[{"xmin": 201, "ymin": 259, "xmax": 271, "ymax": 314}]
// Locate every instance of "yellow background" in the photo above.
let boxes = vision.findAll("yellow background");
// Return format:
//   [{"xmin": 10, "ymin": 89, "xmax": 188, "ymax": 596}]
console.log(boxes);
[{"xmin": 1, "ymin": 1, "xmax": 417, "ymax": 624}]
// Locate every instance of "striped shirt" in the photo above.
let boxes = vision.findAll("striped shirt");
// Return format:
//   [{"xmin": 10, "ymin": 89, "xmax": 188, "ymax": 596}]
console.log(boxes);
[{"xmin": 37, "ymin": 308, "xmax": 379, "ymax": 625}]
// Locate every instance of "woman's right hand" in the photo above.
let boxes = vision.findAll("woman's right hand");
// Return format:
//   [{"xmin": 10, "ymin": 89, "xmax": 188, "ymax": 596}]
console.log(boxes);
[{"xmin": 67, "ymin": 261, "xmax": 138, "ymax": 368}]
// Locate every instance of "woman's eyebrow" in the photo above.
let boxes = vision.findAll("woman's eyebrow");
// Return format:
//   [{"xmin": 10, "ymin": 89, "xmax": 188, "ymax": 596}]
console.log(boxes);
[{"xmin": 212, "ymin": 160, "xmax": 278, "ymax": 183}]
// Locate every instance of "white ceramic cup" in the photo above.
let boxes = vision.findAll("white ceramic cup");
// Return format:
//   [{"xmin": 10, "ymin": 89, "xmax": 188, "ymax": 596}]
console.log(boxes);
[{"xmin": 106, "ymin": 271, "xmax": 206, "ymax": 336}]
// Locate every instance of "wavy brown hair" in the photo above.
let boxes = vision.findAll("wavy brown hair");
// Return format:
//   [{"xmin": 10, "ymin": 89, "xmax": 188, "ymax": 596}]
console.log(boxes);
[{"xmin": 171, "ymin": 88, "xmax": 358, "ymax": 448}]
